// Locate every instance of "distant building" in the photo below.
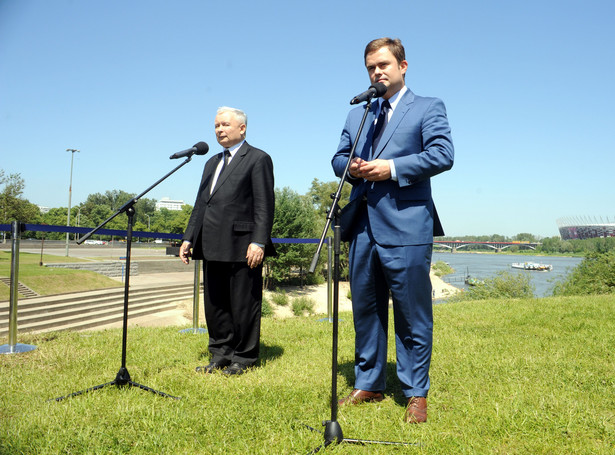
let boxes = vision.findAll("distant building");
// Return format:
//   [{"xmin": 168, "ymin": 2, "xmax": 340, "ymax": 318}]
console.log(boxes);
[
  {"xmin": 557, "ymin": 216, "xmax": 615, "ymax": 240},
  {"xmin": 156, "ymin": 197, "xmax": 185, "ymax": 211},
  {"xmin": 38, "ymin": 205, "xmax": 50, "ymax": 214}
]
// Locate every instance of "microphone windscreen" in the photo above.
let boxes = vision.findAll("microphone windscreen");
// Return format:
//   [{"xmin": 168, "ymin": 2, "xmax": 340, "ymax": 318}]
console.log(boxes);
[
  {"xmin": 193, "ymin": 141, "xmax": 209, "ymax": 155},
  {"xmin": 371, "ymin": 82, "xmax": 387, "ymax": 97}
]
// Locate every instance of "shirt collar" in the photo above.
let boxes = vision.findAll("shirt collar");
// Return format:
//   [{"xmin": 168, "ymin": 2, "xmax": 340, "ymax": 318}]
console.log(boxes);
[
  {"xmin": 224, "ymin": 140, "xmax": 245, "ymax": 158},
  {"xmin": 379, "ymin": 85, "xmax": 407, "ymax": 114}
]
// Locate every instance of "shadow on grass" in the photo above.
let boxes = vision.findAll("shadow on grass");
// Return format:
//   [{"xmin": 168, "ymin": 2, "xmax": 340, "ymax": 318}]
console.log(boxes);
[
  {"xmin": 259, "ymin": 343, "xmax": 284, "ymax": 366},
  {"xmin": 196, "ymin": 342, "xmax": 284, "ymax": 367}
]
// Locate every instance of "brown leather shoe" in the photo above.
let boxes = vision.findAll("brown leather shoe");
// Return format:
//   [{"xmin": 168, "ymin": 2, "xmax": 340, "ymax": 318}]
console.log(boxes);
[
  {"xmin": 405, "ymin": 397, "xmax": 427, "ymax": 423},
  {"xmin": 338, "ymin": 389, "xmax": 384, "ymax": 406}
]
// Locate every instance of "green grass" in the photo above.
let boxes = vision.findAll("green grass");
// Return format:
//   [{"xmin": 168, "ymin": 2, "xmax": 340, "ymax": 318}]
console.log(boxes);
[
  {"xmin": 291, "ymin": 296, "xmax": 316, "ymax": 316},
  {"xmin": 271, "ymin": 290, "xmax": 290, "ymax": 306},
  {"xmin": 432, "ymin": 260, "xmax": 454, "ymax": 277},
  {"xmin": 0, "ymin": 251, "xmax": 121, "ymax": 300},
  {"xmin": 1, "ymin": 295, "xmax": 614, "ymax": 454}
]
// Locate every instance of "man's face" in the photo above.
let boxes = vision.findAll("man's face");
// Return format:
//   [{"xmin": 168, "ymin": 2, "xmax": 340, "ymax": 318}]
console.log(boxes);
[
  {"xmin": 365, "ymin": 47, "xmax": 408, "ymax": 99},
  {"xmin": 215, "ymin": 111, "xmax": 246, "ymax": 148}
]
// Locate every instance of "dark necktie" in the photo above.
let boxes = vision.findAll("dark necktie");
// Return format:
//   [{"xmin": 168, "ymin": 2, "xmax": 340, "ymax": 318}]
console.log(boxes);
[
  {"xmin": 372, "ymin": 100, "xmax": 391, "ymax": 148},
  {"xmin": 220, "ymin": 149, "xmax": 230, "ymax": 174}
]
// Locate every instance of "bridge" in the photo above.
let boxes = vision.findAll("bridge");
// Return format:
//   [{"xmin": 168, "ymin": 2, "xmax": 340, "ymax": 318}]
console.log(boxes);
[{"xmin": 434, "ymin": 240, "xmax": 540, "ymax": 253}]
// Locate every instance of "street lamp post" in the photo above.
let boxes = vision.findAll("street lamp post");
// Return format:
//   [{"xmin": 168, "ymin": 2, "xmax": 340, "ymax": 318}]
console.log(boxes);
[{"xmin": 65, "ymin": 148, "xmax": 80, "ymax": 256}]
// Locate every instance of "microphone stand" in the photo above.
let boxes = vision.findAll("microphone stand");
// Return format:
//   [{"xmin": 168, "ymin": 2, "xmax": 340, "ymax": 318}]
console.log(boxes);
[
  {"xmin": 305, "ymin": 98, "xmax": 414, "ymax": 452},
  {"xmin": 50, "ymin": 155, "xmax": 197, "ymax": 402}
]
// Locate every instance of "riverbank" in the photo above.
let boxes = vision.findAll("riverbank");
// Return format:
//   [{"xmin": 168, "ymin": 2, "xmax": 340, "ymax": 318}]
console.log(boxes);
[
  {"xmin": 433, "ymin": 248, "xmax": 584, "ymax": 258},
  {"xmin": 167, "ymin": 271, "xmax": 460, "ymax": 323},
  {"xmin": 433, "ymin": 251, "xmax": 582, "ymax": 297}
]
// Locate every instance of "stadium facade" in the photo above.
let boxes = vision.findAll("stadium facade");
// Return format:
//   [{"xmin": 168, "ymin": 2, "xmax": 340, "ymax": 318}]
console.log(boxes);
[{"xmin": 557, "ymin": 216, "xmax": 615, "ymax": 240}]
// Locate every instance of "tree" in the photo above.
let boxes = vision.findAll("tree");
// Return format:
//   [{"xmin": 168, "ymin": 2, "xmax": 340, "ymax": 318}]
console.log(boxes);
[
  {"xmin": 307, "ymin": 179, "xmax": 352, "ymax": 279},
  {"xmin": 308, "ymin": 178, "xmax": 352, "ymax": 217},
  {"xmin": 150, "ymin": 207, "xmax": 191, "ymax": 235},
  {"xmin": 268, "ymin": 187, "xmax": 321, "ymax": 287},
  {"xmin": 0, "ymin": 170, "xmax": 42, "ymax": 239},
  {"xmin": 513, "ymin": 233, "xmax": 537, "ymax": 242},
  {"xmin": 77, "ymin": 190, "xmax": 158, "ymax": 239},
  {"xmin": 39, "ymin": 208, "xmax": 70, "ymax": 240}
]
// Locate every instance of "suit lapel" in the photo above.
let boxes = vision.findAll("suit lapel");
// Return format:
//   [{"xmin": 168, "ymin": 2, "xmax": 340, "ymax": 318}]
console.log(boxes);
[
  {"xmin": 372, "ymin": 89, "xmax": 415, "ymax": 159},
  {"xmin": 200, "ymin": 157, "xmax": 221, "ymax": 198},
  {"xmin": 207, "ymin": 142, "xmax": 249, "ymax": 200}
]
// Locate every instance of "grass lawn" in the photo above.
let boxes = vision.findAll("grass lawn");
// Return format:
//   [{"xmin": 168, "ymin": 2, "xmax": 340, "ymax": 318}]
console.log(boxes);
[
  {"xmin": 0, "ymin": 251, "xmax": 121, "ymax": 300},
  {"xmin": 1, "ymin": 294, "xmax": 614, "ymax": 454}
]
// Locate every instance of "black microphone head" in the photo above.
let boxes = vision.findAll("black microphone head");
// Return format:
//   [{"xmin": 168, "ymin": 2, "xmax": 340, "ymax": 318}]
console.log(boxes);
[
  {"xmin": 193, "ymin": 141, "xmax": 209, "ymax": 155},
  {"xmin": 371, "ymin": 82, "xmax": 388, "ymax": 97}
]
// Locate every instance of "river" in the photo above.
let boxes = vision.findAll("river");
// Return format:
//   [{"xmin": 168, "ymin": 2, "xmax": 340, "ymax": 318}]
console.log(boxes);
[{"xmin": 433, "ymin": 252, "xmax": 583, "ymax": 298}]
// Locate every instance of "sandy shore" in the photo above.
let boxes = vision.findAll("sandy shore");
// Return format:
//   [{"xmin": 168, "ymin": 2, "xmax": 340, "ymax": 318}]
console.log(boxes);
[
  {"xmin": 112, "ymin": 269, "xmax": 461, "ymax": 330},
  {"xmin": 172, "ymin": 270, "xmax": 461, "ymax": 322}
]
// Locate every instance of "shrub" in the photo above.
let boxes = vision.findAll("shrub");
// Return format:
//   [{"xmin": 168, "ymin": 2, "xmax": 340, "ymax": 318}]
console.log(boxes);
[
  {"xmin": 450, "ymin": 271, "xmax": 534, "ymax": 301},
  {"xmin": 432, "ymin": 260, "xmax": 453, "ymax": 277},
  {"xmin": 261, "ymin": 296, "xmax": 273, "ymax": 317},
  {"xmin": 291, "ymin": 296, "xmax": 315, "ymax": 316},
  {"xmin": 553, "ymin": 251, "xmax": 615, "ymax": 296},
  {"xmin": 271, "ymin": 290, "xmax": 289, "ymax": 306}
]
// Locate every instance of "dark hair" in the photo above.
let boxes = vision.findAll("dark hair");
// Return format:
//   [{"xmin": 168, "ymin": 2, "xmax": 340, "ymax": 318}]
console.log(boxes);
[{"xmin": 364, "ymin": 37, "xmax": 406, "ymax": 64}]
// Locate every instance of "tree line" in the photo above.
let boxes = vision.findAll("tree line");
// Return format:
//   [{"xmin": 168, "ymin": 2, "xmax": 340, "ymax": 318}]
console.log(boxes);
[
  {"xmin": 438, "ymin": 233, "xmax": 615, "ymax": 255},
  {"xmin": 3, "ymin": 168, "xmax": 615, "ymax": 285},
  {"xmin": 1, "ymin": 169, "xmax": 351, "ymax": 287}
]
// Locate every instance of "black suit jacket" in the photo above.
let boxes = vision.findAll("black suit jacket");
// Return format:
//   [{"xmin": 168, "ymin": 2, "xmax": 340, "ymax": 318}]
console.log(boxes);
[{"xmin": 183, "ymin": 141, "xmax": 275, "ymax": 262}]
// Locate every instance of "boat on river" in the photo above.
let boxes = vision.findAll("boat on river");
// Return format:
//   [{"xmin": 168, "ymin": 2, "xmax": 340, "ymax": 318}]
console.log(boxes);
[
  {"xmin": 464, "ymin": 268, "xmax": 485, "ymax": 286},
  {"xmin": 511, "ymin": 262, "xmax": 553, "ymax": 272},
  {"xmin": 465, "ymin": 276, "xmax": 485, "ymax": 286}
]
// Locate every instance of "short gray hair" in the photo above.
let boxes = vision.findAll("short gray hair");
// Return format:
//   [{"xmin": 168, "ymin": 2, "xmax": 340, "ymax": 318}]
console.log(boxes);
[{"xmin": 217, "ymin": 106, "xmax": 247, "ymax": 127}]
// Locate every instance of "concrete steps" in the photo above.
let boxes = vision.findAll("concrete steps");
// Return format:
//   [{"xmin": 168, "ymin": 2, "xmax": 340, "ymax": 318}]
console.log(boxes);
[
  {"xmin": 0, "ymin": 283, "xmax": 195, "ymax": 336},
  {"xmin": 0, "ymin": 277, "xmax": 39, "ymax": 298}
]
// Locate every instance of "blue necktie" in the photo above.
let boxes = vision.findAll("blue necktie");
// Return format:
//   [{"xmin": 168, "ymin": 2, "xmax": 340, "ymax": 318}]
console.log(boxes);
[{"xmin": 372, "ymin": 100, "xmax": 391, "ymax": 148}]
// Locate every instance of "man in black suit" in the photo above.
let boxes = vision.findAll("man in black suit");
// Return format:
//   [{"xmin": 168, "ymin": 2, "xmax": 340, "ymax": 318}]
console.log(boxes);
[{"xmin": 180, "ymin": 106, "xmax": 275, "ymax": 376}]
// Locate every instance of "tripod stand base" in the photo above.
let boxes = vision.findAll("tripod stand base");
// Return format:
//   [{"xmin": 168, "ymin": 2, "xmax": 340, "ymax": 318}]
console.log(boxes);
[
  {"xmin": 50, "ymin": 367, "xmax": 180, "ymax": 402},
  {"xmin": 179, "ymin": 327, "xmax": 208, "ymax": 334},
  {"xmin": 0, "ymin": 343, "xmax": 37, "ymax": 354},
  {"xmin": 305, "ymin": 420, "xmax": 417, "ymax": 453}
]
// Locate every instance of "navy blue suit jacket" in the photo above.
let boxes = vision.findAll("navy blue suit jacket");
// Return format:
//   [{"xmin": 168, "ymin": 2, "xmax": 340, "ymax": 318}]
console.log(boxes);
[{"xmin": 332, "ymin": 88, "xmax": 454, "ymax": 245}]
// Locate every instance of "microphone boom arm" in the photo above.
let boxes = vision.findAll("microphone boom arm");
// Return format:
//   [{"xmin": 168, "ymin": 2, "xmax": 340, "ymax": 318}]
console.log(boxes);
[
  {"xmin": 309, "ymin": 98, "xmax": 374, "ymax": 273},
  {"xmin": 78, "ymin": 155, "xmax": 194, "ymax": 244}
]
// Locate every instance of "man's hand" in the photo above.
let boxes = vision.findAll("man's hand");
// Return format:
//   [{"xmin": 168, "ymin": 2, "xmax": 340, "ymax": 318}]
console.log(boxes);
[
  {"xmin": 246, "ymin": 243, "xmax": 265, "ymax": 269},
  {"xmin": 179, "ymin": 241, "xmax": 192, "ymax": 265},
  {"xmin": 349, "ymin": 157, "xmax": 391, "ymax": 181}
]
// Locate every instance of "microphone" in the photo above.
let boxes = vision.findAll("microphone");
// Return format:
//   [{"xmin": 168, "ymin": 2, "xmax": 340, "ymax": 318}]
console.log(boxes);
[
  {"xmin": 169, "ymin": 141, "xmax": 209, "ymax": 159},
  {"xmin": 350, "ymin": 82, "xmax": 388, "ymax": 105}
]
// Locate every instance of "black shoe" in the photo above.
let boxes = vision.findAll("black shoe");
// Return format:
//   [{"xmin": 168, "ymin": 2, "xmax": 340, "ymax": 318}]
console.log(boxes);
[
  {"xmin": 196, "ymin": 360, "xmax": 230, "ymax": 374},
  {"xmin": 222, "ymin": 362, "xmax": 250, "ymax": 376}
]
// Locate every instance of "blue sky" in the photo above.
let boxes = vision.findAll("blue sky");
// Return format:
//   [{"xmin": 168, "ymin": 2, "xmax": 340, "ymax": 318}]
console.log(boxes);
[{"xmin": 1, "ymin": 0, "xmax": 613, "ymax": 238}]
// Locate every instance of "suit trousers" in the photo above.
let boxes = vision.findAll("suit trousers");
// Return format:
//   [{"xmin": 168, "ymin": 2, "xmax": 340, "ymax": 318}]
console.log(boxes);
[
  {"xmin": 348, "ymin": 215, "xmax": 433, "ymax": 398},
  {"xmin": 203, "ymin": 260, "xmax": 263, "ymax": 366}
]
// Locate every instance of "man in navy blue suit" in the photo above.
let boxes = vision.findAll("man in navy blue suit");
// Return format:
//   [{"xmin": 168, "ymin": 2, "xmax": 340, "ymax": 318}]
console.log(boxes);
[{"xmin": 332, "ymin": 38, "xmax": 454, "ymax": 423}]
